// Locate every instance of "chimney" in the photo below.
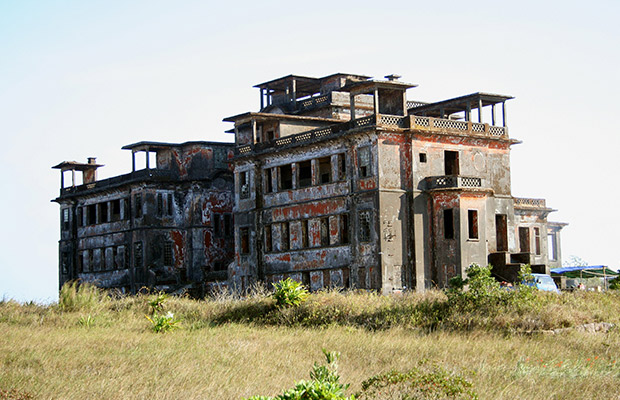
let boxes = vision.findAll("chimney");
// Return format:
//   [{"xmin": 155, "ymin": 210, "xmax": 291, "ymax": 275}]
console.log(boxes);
[
  {"xmin": 88, "ymin": 157, "xmax": 97, "ymax": 164},
  {"xmin": 385, "ymin": 74, "xmax": 401, "ymax": 81}
]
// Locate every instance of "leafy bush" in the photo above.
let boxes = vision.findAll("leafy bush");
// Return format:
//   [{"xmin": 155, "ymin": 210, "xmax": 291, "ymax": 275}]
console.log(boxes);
[
  {"xmin": 609, "ymin": 276, "xmax": 620, "ymax": 290},
  {"xmin": 356, "ymin": 363, "xmax": 478, "ymax": 400},
  {"xmin": 244, "ymin": 350, "xmax": 354, "ymax": 400},
  {"xmin": 273, "ymin": 278, "xmax": 309, "ymax": 308},
  {"xmin": 58, "ymin": 281, "xmax": 106, "ymax": 312},
  {"xmin": 145, "ymin": 311, "xmax": 180, "ymax": 333},
  {"xmin": 147, "ymin": 292, "xmax": 169, "ymax": 315}
]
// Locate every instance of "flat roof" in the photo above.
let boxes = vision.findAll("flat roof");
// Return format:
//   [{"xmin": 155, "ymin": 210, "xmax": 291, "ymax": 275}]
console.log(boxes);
[
  {"xmin": 409, "ymin": 92, "xmax": 514, "ymax": 116},
  {"xmin": 52, "ymin": 161, "xmax": 104, "ymax": 171},
  {"xmin": 253, "ymin": 73, "xmax": 372, "ymax": 96},
  {"xmin": 121, "ymin": 140, "xmax": 234, "ymax": 151},
  {"xmin": 223, "ymin": 112, "xmax": 341, "ymax": 124}
]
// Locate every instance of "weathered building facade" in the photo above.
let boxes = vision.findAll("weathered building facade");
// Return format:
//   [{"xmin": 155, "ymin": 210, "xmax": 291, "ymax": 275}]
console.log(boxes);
[
  {"xmin": 53, "ymin": 141, "xmax": 235, "ymax": 294},
  {"xmin": 226, "ymin": 73, "xmax": 567, "ymax": 293}
]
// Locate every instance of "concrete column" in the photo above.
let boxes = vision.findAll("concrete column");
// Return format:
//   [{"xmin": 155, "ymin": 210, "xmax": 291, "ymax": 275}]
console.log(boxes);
[
  {"xmin": 71, "ymin": 170, "xmax": 75, "ymax": 187},
  {"xmin": 502, "ymin": 102, "xmax": 507, "ymax": 127},
  {"xmin": 466, "ymin": 103, "xmax": 471, "ymax": 121},
  {"xmin": 252, "ymin": 119, "xmax": 257, "ymax": 144},
  {"xmin": 491, "ymin": 104, "xmax": 496, "ymax": 125},
  {"xmin": 349, "ymin": 94, "xmax": 356, "ymax": 121},
  {"xmin": 145, "ymin": 150, "xmax": 150, "ymax": 170},
  {"xmin": 292, "ymin": 79, "xmax": 297, "ymax": 108},
  {"xmin": 131, "ymin": 151, "xmax": 136, "ymax": 172},
  {"xmin": 373, "ymin": 89, "xmax": 379, "ymax": 115},
  {"xmin": 60, "ymin": 170, "xmax": 65, "ymax": 188},
  {"xmin": 260, "ymin": 88, "xmax": 264, "ymax": 109},
  {"xmin": 478, "ymin": 99, "xmax": 483, "ymax": 123}
]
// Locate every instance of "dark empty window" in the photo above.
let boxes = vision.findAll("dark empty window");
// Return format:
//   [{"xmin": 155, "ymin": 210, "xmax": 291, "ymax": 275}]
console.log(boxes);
[
  {"xmin": 444, "ymin": 209, "xmax": 454, "ymax": 239},
  {"xmin": 213, "ymin": 213, "xmax": 221, "ymax": 236},
  {"xmin": 320, "ymin": 217, "xmax": 330, "ymax": 246},
  {"xmin": 77, "ymin": 252, "xmax": 84, "ymax": 273},
  {"xmin": 163, "ymin": 242, "xmax": 173, "ymax": 266},
  {"xmin": 113, "ymin": 247, "xmax": 119, "ymax": 270},
  {"xmin": 298, "ymin": 160, "xmax": 312, "ymax": 188},
  {"xmin": 100, "ymin": 202, "xmax": 109, "ymax": 223},
  {"xmin": 265, "ymin": 169, "xmax": 273, "ymax": 192},
  {"xmin": 87, "ymin": 204, "xmax": 97, "ymax": 225},
  {"xmin": 265, "ymin": 225, "xmax": 273, "ymax": 252},
  {"xmin": 61, "ymin": 252, "xmax": 69, "ymax": 274},
  {"xmin": 134, "ymin": 194, "xmax": 142, "ymax": 218},
  {"xmin": 340, "ymin": 214, "xmax": 349, "ymax": 244},
  {"xmin": 358, "ymin": 147, "xmax": 372, "ymax": 178},
  {"xmin": 359, "ymin": 210, "xmax": 372, "ymax": 242},
  {"xmin": 240, "ymin": 228, "xmax": 250, "ymax": 255},
  {"xmin": 157, "ymin": 193, "xmax": 163, "ymax": 216},
  {"xmin": 468, "ymin": 210, "xmax": 478, "ymax": 239},
  {"xmin": 281, "ymin": 222, "xmax": 290, "ymax": 251},
  {"xmin": 224, "ymin": 214, "xmax": 232, "ymax": 237},
  {"xmin": 318, "ymin": 157, "xmax": 331, "ymax": 184},
  {"xmin": 419, "ymin": 153, "xmax": 427, "ymax": 163},
  {"xmin": 239, "ymin": 171, "xmax": 250, "ymax": 199},
  {"xmin": 519, "ymin": 227, "xmax": 530, "ymax": 253},
  {"xmin": 123, "ymin": 198, "xmax": 130, "ymax": 220},
  {"xmin": 266, "ymin": 130, "xmax": 275, "ymax": 142},
  {"xmin": 167, "ymin": 193, "xmax": 173, "ymax": 215},
  {"xmin": 337, "ymin": 153, "xmax": 347, "ymax": 181},
  {"xmin": 112, "ymin": 199, "xmax": 121, "ymax": 221},
  {"xmin": 279, "ymin": 165, "xmax": 293, "ymax": 190},
  {"xmin": 444, "ymin": 151, "xmax": 459, "ymax": 175}
]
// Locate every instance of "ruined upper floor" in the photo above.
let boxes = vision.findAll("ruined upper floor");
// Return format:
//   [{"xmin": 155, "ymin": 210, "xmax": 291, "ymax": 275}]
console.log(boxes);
[
  {"xmin": 225, "ymin": 73, "xmax": 516, "ymax": 153},
  {"xmin": 53, "ymin": 141, "xmax": 234, "ymax": 198}
]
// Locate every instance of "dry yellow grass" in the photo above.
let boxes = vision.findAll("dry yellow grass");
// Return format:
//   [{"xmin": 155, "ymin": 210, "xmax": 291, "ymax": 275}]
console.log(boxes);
[{"xmin": 1, "ymin": 290, "xmax": 619, "ymax": 399}]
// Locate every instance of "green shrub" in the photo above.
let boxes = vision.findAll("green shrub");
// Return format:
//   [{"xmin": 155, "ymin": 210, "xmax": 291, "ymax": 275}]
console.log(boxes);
[
  {"xmin": 356, "ymin": 363, "xmax": 478, "ymax": 400},
  {"xmin": 244, "ymin": 350, "xmax": 354, "ymax": 400},
  {"xmin": 58, "ymin": 281, "xmax": 106, "ymax": 312},
  {"xmin": 609, "ymin": 276, "xmax": 620, "ymax": 290},
  {"xmin": 273, "ymin": 278, "xmax": 309, "ymax": 308},
  {"xmin": 145, "ymin": 311, "xmax": 180, "ymax": 333},
  {"xmin": 147, "ymin": 292, "xmax": 169, "ymax": 315}
]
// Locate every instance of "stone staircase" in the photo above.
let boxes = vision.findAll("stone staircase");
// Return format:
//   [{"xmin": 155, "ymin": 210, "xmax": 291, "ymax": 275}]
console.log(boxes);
[{"xmin": 488, "ymin": 252, "xmax": 548, "ymax": 282}]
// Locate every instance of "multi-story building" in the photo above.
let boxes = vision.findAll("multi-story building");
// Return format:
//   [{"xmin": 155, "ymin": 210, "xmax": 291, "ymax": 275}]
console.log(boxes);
[
  {"xmin": 52, "ymin": 141, "xmax": 235, "ymax": 295},
  {"xmin": 225, "ymin": 73, "xmax": 567, "ymax": 293}
]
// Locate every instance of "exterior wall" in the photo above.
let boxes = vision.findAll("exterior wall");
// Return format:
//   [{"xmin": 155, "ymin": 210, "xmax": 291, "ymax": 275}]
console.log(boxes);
[{"xmin": 55, "ymin": 143, "xmax": 234, "ymax": 295}]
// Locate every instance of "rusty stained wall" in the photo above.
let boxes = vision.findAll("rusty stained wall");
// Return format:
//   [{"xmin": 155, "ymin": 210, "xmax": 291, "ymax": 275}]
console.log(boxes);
[
  {"xmin": 514, "ymin": 209, "xmax": 550, "ymax": 268},
  {"xmin": 232, "ymin": 132, "xmax": 384, "ymax": 292}
]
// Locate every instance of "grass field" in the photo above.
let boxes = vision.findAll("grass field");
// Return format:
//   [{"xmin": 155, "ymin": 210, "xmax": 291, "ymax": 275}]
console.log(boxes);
[{"xmin": 1, "ymin": 286, "xmax": 619, "ymax": 399}]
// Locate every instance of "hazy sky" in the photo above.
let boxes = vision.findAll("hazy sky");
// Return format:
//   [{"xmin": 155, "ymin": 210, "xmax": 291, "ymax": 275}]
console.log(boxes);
[{"xmin": 1, "ymin": 0, "xmax": 618, "ymax": 302}]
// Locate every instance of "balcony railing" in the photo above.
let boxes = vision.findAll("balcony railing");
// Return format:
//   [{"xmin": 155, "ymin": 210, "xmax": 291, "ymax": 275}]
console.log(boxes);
[
  {"xmin": 514, "ymin": 197, "xmax": 547, "ymax": 208},
  {"xmin": 236, "ymin": 113, "xmax": 509, "ymax": 156},
  {"xmin": 59, "ymin": 168, "xmax": 176, "ymax": 196},
  {"xmin": 425, "ymin": 176, "xmax": 483, "ymax": 190}
]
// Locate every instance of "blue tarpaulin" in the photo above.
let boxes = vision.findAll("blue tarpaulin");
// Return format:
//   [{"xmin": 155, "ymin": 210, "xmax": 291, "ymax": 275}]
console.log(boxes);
[{"xmin": 551, "ymin": 265, "xmax": 618, "ymax": 276}]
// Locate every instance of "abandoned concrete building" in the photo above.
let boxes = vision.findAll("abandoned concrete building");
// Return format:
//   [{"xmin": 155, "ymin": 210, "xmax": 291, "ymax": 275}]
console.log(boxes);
[
  {"xmin": 53, "ymin": 141, "xmax": 235, "ymax": 295},
  {"xmin": 225, "ymin": 73, "xmax": 567, "ymax": 294},
  {"xmin": 53, "ymin": 72, "xmax": 567, "ymax": 295}
]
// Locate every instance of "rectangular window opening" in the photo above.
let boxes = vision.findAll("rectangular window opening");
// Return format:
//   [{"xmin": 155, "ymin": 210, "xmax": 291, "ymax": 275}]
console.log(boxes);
[
  {"xmin": 337, "ymin": 153, "xmax": 347, "ymax": 181},
  {"xmin": 298, "ymin": 160, "xmax": 312, "ymax": 188},
  {"xmin": 320, "ymin": 217, "xmax": 330, "ymax": 247},
  {"xmin": 468, "ymin": 210, "xmax": 478, "ymax": 240},
  {"xmin": 100, "ymin": 202, "xmax": 109, "ymax": 223},
  {"xmin": 62, "ymin": 208, "xmax": 70, "ymax": 231},
  {"xmin": 419, "ymin": 153, "xmax": 427, "ymax": 163},
  {"xmin": 224, "ymin": 214, "xmax": 232, "ymax": 237},
  {"xmin": 167, "ymin": 193, "xmax": 173, "ymax": 215},
  {"xmin": 134, "ymin": 194, "xmax": 142, "ymax": 218},
  {"xmin": 340, "ymin": 214, "xmax": 349, "ymax": 244},
  {"xmin": 240, "ymin": 227, "xmax": 250, "ymax": 255},
  {"xmin": 111, "ymin": 199, "xmax": 121, "ymax": 221},
  {"xmin": 239, "ymin": 171, "xmax": 250, "ymax": 199},
  {"xmin": 213, "ymin": 213, "xmax": 221, "ymax": 237},
  {"xmin": 157, "ymin": 193, "xmax": 163, "ymax": 217},
  {"xmin": 358, "ymin": 147, "xmax": 371, "ymax": 178},
  {"xmin": 134, "ymin": 242, "xmax": 143, "ymax": 268},
  {"xmin": 318, "ymin": 157, "xmax": 331, "ymax": 184},
  {"xmin": 519, "ymin": 227, "xmax": 530, "ymax": 253},
  {"xmin": 444, "ymin": 151, "xmax": 459, "ymax": 175},
  {"xmin": 265, "ymin": 225, "xmax": 272, "ymax": 253},
  {"xmin": 265, "ymin": 169, "xmax": 273, "ymax": 193},
  {"xmin": 279, "ymin": 165, "xmax": 293, "ymax": 190},
  {"xmin": 444, "ymin": 209, "xmax": 455, "ymax": 240},
  {"xmin": 359, "ymin": 210, "xmax": 372, "ymax": 242},
  {"xmin": 87, "ymin": 204, "xmax": 97, "ymax": 225}
]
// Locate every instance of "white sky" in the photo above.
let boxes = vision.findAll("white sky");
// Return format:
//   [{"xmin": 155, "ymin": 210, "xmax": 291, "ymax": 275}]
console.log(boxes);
[{"xmin": 1, "ymin": 0, "xmax": 618, "ymax": 302}]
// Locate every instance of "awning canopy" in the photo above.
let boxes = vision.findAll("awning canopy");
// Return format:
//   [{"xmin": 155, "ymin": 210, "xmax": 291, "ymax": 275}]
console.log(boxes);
[{"xmin": 551, "ymin": 265, "xmax": 618, "ymax": 278}]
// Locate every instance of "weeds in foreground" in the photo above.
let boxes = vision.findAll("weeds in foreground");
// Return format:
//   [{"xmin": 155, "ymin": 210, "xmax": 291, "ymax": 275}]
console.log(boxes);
[
  {"xmin": 273, "ymin": 278, "xmax": 309, "ymax": 308},
  {"xmin": 57, "ymin": 281, "xmax": 106, "ymax": 312},
  {"xmin": 244, "ymin": 350, "xmax": 478, "ymax": 400},
  {"xmin": 0, "ymin": 388, "xmax": 34, "ymax": 400},
  {"xmin": 145, "ymin": 312, "xmax": 180, "ymax": 333}
]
